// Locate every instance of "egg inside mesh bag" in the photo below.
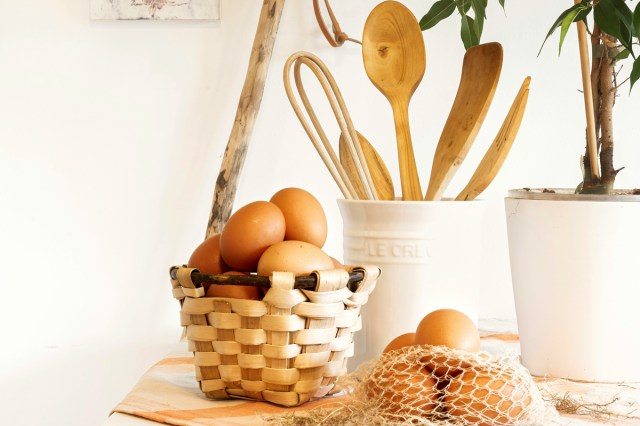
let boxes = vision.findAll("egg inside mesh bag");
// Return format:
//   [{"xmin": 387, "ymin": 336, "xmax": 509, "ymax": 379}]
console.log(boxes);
[{"xmin": 356, "ymin": 344, "xmax": 552, "ymax": 425}]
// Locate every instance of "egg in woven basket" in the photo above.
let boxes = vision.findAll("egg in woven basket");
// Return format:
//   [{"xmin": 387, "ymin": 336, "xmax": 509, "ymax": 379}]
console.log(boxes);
[
  {"xmin": 270, "ymin": 187, "xmax": 328, "ymax": 248},
  {"xmin": 257, "ymin": 240, "xmax": 333, "ymax": 276},
  {"xmin": 219, "ymin": 201, "xmax": 286, "ymax": 272},
  {"xmin": 187, "ymin": 234, "xmax": 228, "ymax": 294},
  {"xmin": 188, "ymin": 234, "xmax": 228, "ymax": 274},
  {"xmin": 329, "ymin": 256, "xmax": 344, "ymax": 269},
  {"xmin": 205, "ymin": 271, "xmax": 260, "ymax": 300}
]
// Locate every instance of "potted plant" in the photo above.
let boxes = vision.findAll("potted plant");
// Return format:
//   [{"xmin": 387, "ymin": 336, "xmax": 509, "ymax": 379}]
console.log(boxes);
[{"xmin": 419, "ymin": 0, "xmax": 640, "ymax": 382}]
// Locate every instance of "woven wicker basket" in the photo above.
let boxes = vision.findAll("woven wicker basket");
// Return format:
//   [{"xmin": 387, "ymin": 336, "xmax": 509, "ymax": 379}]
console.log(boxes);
[{"xmin": 170, "ymin": 264, "xmax": 378, "ymax": 407}]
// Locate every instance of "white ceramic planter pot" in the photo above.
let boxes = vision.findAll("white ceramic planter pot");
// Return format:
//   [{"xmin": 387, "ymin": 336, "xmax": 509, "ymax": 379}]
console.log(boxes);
[
  {"xmin": 338, "ymin": 199, "xmax": 485, "ymax": 368},
  {"xmin": 505, "ymin": 189, "xmax": 640, "ymax": 382}
]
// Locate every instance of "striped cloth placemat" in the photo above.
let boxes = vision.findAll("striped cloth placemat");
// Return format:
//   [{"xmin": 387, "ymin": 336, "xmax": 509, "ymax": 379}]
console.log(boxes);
[
  {"xmin": 112, "ymin": 340, "xmax": 348, "ymax": 425},
  {"xmin": 112, "ymin": 332, "xmax": 640, "ymax": 425}
]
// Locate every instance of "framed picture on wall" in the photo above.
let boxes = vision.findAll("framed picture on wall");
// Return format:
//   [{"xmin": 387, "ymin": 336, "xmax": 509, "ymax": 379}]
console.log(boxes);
[{"xmin": 91, "ymin": 0, "xmax": 220, "ymax": 20}]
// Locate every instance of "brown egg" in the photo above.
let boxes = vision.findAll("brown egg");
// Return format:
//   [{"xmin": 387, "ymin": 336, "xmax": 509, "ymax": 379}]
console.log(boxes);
[
  {"xmin": 365, "ymin": 361, "xmax": 440, "ymax": 417},
  {"xmin": 415, "ymin": 309, "xmax": 480, "ymax": 352},
  {"xmin": 444, "ymin": 367, "xmax": 532, "ymax": 425},
  {"xmin": 329, "ymin": 256, "xmax": 344, "ymax": 269},
  {"xmin": 187, "ymin": 234, "xmax": 228, "ymax": 294},
  {"xmin": 383, "ymin": 332, "xmax": 416, "ymax": 354},
  {"xmin": 187, "ymin": 234, "xmax": 229, "ymax": 274},
  {"xmin": 415, "ymin": 309, "xmax": 480, "ymax": 377},
  {"xmin": 270, "ymin": 187, "xmax": 328, "ymax": 248},
  {"xmin": 220, "ymin": 201, "xmax": 286, "ymax": 272},
  {"xmin": 257, "ymin": 240, "xmax": 334, "ymax": 276},
  {"xmin": 205, "ymin": 271, "xmax": 260, "ymax": 300}
]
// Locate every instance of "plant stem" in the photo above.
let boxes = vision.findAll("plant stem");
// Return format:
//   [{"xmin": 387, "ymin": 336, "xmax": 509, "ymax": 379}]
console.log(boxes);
[
  {"xmin": 599, "ymin": 37, "xmax": 616, "ymax": 190},
  {"xmin": 590, "ymin": 26, "xmax": 602, "ymax": 150},
  {"xmin": 581, "ymin": 27, "xmax": 617, "ymax": 193}
]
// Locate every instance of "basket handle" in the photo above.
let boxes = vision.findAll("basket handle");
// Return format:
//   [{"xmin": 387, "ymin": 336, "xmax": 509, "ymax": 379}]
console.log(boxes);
[{"xmin": 170, "ymin": 266, "xmax": 369, "ymax": 292}]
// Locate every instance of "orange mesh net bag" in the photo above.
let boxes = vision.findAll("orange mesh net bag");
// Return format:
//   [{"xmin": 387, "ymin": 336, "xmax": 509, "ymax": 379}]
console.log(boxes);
[{"xmin": 267, "ymin": 344, "xmax": 556, "ymax": 425}]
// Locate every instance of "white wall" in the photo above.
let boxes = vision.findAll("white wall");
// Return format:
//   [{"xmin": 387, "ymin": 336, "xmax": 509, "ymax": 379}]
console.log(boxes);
[{"xmin": 1, "ymin": 1, "xmax": 638, "ymax": 425}]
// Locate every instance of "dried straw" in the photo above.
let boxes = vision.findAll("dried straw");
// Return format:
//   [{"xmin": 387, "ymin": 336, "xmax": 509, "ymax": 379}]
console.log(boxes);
[{"xmin": 541, "ymin": 388, "xmax": 640, "ymax": 423}]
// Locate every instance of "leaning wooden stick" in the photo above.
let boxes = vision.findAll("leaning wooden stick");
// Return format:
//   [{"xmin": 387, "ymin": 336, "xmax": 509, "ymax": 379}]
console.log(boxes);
[
  {"xmin": 575, "ymin": 0, "xmax": 600, "ymax": 180},
  {"xmin": 206, "ymin": 0, "xmax": 285, "ymax": 238}
]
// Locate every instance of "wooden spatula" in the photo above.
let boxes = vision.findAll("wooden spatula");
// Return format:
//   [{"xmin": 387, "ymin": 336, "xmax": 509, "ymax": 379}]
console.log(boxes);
[
  {"xmin": 425, "ymin": 42, "xmax": 503, "ymax": 201},
  {"xmin": 455, "ymin": 77, "xmax": 531, "ymax": 201},
  {"xmin": 339, "ymin": 131, "xmax": 395, "ymax": 200}
]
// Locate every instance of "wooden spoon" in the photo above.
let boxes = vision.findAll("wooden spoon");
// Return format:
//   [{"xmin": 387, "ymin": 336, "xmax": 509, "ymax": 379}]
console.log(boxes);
[
  {"xmin": 425, "ymin": 42, "xmax": 503, "ymax": 201},
  {"xmin": 339, "ymin": 131, "xmax": 395, "ymax": 200},
  {"xmin": 455, "ymin": 77, "xmax": 531, "ymax": 201},
  {"xmin": 362, "ymin": 1, "xmax": 425, "ymax": 201}
]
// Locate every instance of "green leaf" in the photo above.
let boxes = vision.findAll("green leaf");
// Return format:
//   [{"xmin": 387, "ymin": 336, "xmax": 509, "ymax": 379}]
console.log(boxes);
[
  {"xmin": 419, "ymin": 0, "xmax": 456, "ymax": 30},
  {"xmin": 460, "ymin": 14, "xmax": 480, "ymax": 49},
  {"xmin": 471, "ymin": 0, "xmax": 486, "ymax": 21},
  {"xmin": 456, "ymin": 0, "xmax": 472, "ymax": 15},
  {"xmin": 559, "ymin": 7, "xmax": 582, "ymax": 55},
  {"xmin": 613, "ymin": 47, "xmax": 631, "ymax": 60},
  {"xmin": 611, "ymin": 0, "xmax": 635, "ymax": 55},
  {"xmin": 538, "ymin": 3, "xmax": 585, "ymax": 56},
  {"xmin": 476, "ymin": 12, "xmax": 485, "ymax": 37},
  {"xmin": 594, "ymin": 0, "xmax": 633, "ymax": 54},
  {"xmin": 498, "ymin": 0, "xmax": 505, "ymax": 9},
  {"xmin": 595, "ymin": 0, "xmax": 621, "ymax": 37},
  {"xmin": 594, "ymin": 1, "xmax": 620, "ymax": 37},
  {"xmin": 620, "ymin": 21, "xmax": 632, "ymax": 50},
  {"xmin": 611, "ymin": 0, "xmax": 633, "ymax": 34},
  {"xmin": 575, "ymin": 7, "xmax": 592, "ymax": 23},
  {"xmin": 630, "ymin": 57, "xmax": 640, "ymax": 91},
  {"xmin": 471, "ymin": 0, "xmax": 487, "ymax": 37},
  {"xmin": 633, "ymin": 2, "xmax": 640, "ymax": 39}
]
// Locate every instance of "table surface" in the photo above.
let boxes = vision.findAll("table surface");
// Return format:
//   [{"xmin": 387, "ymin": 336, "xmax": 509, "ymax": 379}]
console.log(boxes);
[
  {"xmin": 103, "ymin": 319, "xmax": 640, "ymax": 426},
  {"xmin": 105, "ymin": 412, "xmax": 640, "ymax": 425}
]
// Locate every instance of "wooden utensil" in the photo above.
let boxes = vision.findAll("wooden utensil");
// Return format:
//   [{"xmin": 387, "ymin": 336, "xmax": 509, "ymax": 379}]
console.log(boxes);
[
  {"xmin": 283, "ymin": 51, "xmax": 378, "ymax": 200},
  {"xmin": 339, "ymin": 131, "xmax": 395, "ymax": 200},
  {"xmin": 455, "ymin": 77, "xmax": 531, "ymax": 201},
  {"xmin": 362, "ymin": 1, "xmax": 425, "ymax": 201},
  {"xmin": 425, "ymin": 42, "xmax": 503, "ymax": 201}
]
